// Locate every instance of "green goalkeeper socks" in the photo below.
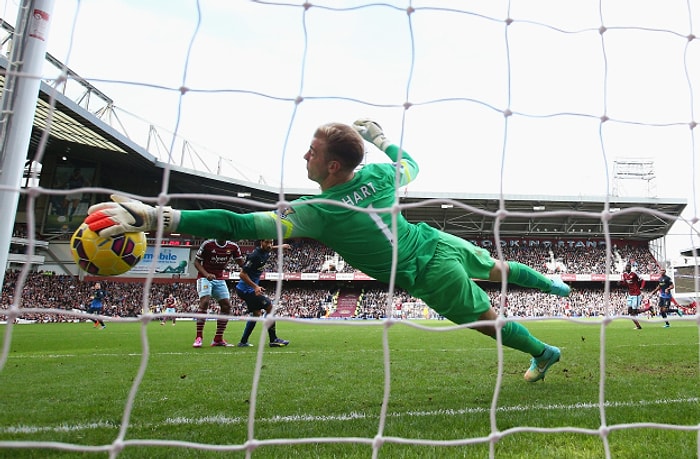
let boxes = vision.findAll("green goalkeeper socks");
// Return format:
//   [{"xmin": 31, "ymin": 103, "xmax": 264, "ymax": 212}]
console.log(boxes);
[
  {"xmin": 507, "ymin": 261, "xmax": 553, "ymax": 293},
  {"xmin": 498, "ymin": 262, "xmax": 560, "ymax": 356},
  {"xmin": 498, "ymin": 321, "xmax": 546, "ymax": 356}
]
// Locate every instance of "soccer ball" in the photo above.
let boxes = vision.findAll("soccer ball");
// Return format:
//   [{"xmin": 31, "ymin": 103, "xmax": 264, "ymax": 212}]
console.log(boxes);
[{"xmin": 70, "ymin": 223, "xmax": 147, "ymax": 276}]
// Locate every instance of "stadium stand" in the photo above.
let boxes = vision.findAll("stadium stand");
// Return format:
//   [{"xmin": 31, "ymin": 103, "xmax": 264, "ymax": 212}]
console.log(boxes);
[{"xmin": 3, "ymin": 239, "xmax": 696, "ymax": 323}]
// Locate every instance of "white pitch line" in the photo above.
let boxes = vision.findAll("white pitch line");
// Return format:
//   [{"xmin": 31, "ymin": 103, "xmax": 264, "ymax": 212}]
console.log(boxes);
[{"xmin": 1, "ymin": 397, "xmax": 696, "ymax": 434}]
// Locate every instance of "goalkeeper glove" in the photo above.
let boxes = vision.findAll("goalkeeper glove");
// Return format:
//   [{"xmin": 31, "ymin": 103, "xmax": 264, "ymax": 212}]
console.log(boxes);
[
  {"xmin": 352, "ymin": 119, "xmax": 391, "ymax": 152},
  {"xmin": 85, "ymin": 194, "xmax": 180, "ymax": 238}
]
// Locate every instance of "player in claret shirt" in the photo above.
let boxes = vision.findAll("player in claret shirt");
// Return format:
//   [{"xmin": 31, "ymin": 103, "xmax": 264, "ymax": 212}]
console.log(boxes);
[
  {"xmin": 620, "ymin": 262, "xmax": 644, "ymax": 330},
  {"xmin": 160, "ymin": 293, "xmax": 178, "ymax": 326},
  {"xmin": 86, "ymin": 119, "xmax": 571, "ymax": 383},
  {"xmin": 191, "ymin": 239, "xmax": 244, "ymax": 347}
]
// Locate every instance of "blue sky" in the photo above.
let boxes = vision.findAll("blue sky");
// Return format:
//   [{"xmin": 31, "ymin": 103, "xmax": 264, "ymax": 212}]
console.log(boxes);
[{"xmin": 2, "ymin": 0, "xmax": 699, "ymax": 255}]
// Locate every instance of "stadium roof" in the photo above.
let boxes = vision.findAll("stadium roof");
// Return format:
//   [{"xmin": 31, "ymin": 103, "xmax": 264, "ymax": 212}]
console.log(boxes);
[
  {"xmin": 158, "ymin": 163, "xmax": 687, "ymax": 241},
  {"xmin": 0, "ymin": 56, "xmax": 687, "ymax": 243}
]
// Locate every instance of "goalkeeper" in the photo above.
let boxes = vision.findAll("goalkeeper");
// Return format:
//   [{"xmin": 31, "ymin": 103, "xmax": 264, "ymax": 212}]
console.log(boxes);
[{"xmin": 85, "ymin": 119, "xmax": 569, "ymax": 383}]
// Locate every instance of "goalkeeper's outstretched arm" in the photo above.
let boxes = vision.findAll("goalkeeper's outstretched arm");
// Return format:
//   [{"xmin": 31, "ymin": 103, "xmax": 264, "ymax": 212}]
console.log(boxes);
[{"xmin": 86, "ymin": 195, "xmax": 268, "ymax": 240}]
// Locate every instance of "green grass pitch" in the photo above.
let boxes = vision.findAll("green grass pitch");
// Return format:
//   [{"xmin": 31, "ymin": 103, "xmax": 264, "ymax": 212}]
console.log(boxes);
[{"xmin": 0, "ymin": 317, "xmax": 698, "ymax": 458}]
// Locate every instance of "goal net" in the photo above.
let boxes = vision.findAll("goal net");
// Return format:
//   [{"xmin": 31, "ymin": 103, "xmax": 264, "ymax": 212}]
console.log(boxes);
[{"xmin": 0, "ymin": 1, "xmax": 698, "ymax": 458}]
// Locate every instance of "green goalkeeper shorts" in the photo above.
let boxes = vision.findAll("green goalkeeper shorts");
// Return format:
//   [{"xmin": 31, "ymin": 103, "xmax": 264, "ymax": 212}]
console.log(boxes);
[{"xmin": 410, "ymin": 231, "xmax": 495, "ymax": 324}]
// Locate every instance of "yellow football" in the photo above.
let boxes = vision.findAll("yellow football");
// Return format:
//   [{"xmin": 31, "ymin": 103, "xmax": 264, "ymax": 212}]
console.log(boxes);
[{"xmin": 70, "ymin": 223, "xmax": 147, "ymax": 276}]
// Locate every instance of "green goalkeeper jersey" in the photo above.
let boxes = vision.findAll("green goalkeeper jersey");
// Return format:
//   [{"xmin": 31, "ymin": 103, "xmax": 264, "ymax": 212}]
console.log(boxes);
[{"xmin": 177, "ymin": 145, "xmax": 440, "ymax": 290}]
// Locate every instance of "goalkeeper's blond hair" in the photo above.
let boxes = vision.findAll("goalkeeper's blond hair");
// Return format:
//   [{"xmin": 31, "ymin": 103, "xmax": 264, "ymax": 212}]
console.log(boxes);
[{"xmin": 314, "ymin": 122, "xmax": 365, "ymax": 172}]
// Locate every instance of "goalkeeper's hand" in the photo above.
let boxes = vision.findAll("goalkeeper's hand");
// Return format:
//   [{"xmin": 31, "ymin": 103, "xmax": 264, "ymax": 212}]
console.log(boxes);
[
  {"xmin": 85, "ymin": 194, "xmax": 180, "ymax": 238},
  {"xmin": 352, "ymin": 119, "xmax": 391, "ymax": 151}
]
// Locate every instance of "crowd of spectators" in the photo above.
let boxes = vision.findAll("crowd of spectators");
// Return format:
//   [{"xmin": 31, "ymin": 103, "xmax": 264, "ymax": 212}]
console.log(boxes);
[
  {"xmin": 263, "ymin": 239, "xmax": 357, "ymax": 273},
  {"xmin": 0, "ymin": 236, "xmax": 685, "ymax": 323},
  {"xmin": 12, "ymin": 224, "xmax": 28, "ymax": 239},
  {"xmin": 10, "ymin": 226, "xmax": 659, "ymax": 275},
  {"xmin": 258, "ymin": 239, "xmax": 658, "ymax": 275},
  {"xmin": 0, "ymin": 271, "xmax": 197, "ymax": 322},
  {"xmin": 496, "ymin": 242, "xmax": 658, "ymax": 275},
  {"xmin": 2, "ymin": 268, "xmax": 695, "ymax": 324}
]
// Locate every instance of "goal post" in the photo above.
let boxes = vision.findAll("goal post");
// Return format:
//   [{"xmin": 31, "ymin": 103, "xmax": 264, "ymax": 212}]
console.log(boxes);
[{"xmin": 0, "ymin": 0, "xmax": 55, "ymax": 291}]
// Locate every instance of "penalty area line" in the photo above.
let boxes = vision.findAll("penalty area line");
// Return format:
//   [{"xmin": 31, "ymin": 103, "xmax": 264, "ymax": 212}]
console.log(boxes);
[{"xmin": 1, "ymin": 397, "xmax": 697, "ymax": 434}]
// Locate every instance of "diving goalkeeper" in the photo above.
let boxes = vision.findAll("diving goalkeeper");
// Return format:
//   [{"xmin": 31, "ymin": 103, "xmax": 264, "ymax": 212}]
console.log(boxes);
[{"xmin": 85, "ymin": 119, "xmax": 569, "ymax": 383}]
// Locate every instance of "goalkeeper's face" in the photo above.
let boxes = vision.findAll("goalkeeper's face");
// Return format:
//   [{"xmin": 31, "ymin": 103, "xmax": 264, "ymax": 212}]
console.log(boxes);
[{"xmin": 304, "ymin": 137, "xmax": 329, "ymax": 185}]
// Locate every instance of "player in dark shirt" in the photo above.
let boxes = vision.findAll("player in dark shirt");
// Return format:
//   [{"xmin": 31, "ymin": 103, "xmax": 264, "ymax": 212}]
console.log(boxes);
[
  {"xmin": 651, "ymin": 268, "xmax": 683, "ymax": 327},
  {"xmin": 236, "ymin": 239, "xmax": 291, "ymax": 347},
  {"xmin": 87, "ymin": 282, "xmax": 107, "ymax": 329}
]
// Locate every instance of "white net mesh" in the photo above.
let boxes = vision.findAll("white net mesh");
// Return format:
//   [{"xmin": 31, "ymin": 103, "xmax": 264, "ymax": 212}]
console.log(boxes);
[{"xmin": 0, "ymin": 1, "xmax": 699, "ymax": 458}]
